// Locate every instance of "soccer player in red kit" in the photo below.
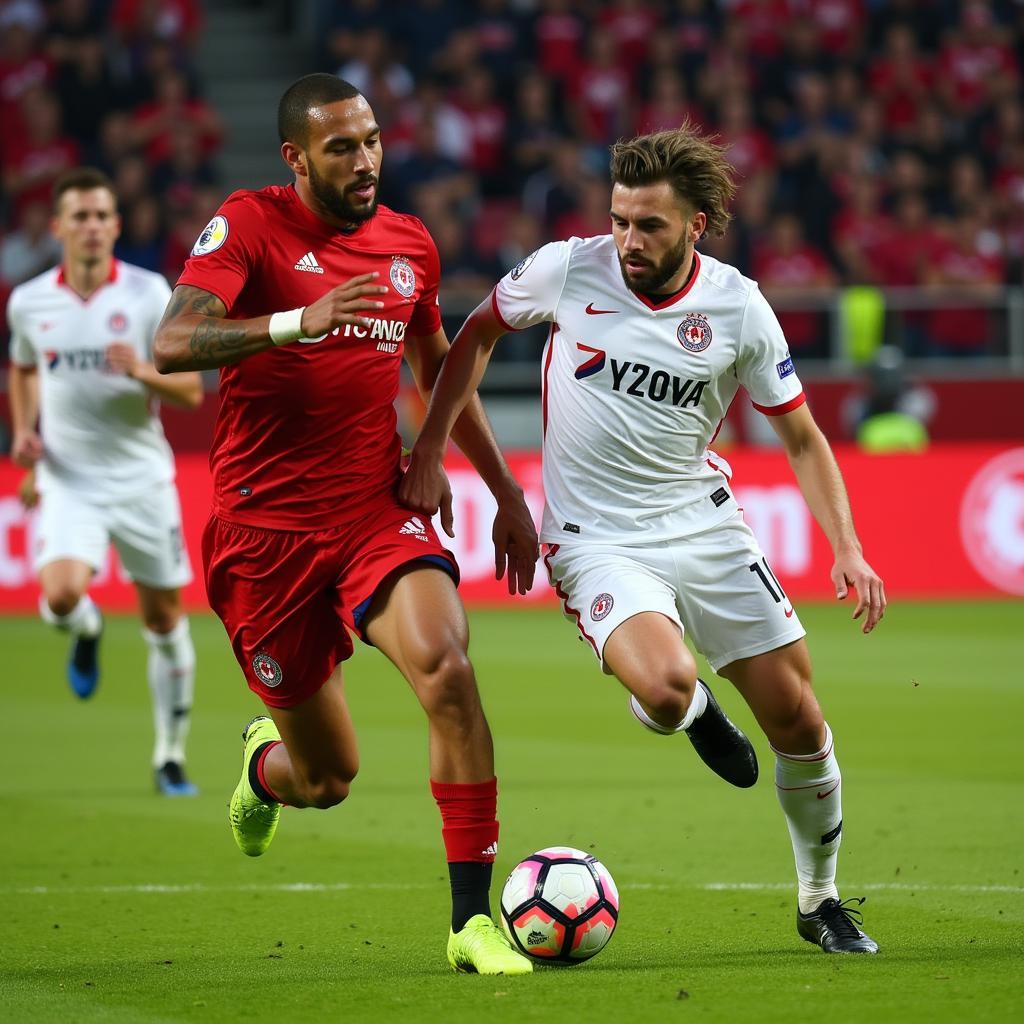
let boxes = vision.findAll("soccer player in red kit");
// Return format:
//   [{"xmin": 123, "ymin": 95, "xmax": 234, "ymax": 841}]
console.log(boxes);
[{"xmin": 152, "ymin": 74, "xmax": 537, "ymax": 976}]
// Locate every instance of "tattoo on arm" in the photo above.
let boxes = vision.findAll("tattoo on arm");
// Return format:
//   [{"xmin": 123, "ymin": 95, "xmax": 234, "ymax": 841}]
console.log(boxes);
[
  {"xmin": 188, "ymin": 319, "xmax": 249, "ymax": 364},
  {"xmin": 160, "ymin": 285, "xmax": 228, "ymax": 326},
  {"xmin": 161, "ymin": 285, "xmax": 252, "ymax": 368}
]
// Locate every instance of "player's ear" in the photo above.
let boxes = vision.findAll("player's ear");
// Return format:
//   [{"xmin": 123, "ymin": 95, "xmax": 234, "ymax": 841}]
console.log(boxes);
[
  {"xmin": 281, "ymin": 141, "xmax": 307, "ymax": 178},
  {"xmin": 691, "ymin": 211, "xmax": 707, "ymax": 242}
]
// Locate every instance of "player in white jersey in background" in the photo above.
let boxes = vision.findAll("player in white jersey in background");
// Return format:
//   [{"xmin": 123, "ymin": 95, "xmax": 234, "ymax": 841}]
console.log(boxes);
[
  {"xmin": 6, "ymin": 168, "xmax": 204, "ymax": 796},
  {"xmin": 401, "ymin": 127, "xmax": 886, "ymax": 954}
]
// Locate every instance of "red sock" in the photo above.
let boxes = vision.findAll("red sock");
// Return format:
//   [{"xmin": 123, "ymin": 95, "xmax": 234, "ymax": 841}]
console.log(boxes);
[
  {"xmin": 430, "ymin": 776, "xmax": 499, "ymax": 863},
  {"xmin": 254, "ymin": 740, "xmax": 285, "ymax": 804}
]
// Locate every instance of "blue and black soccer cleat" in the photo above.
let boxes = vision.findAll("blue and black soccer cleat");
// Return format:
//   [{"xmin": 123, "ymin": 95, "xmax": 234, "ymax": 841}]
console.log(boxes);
[
  {"xmin": 67, "ymin": 618, "xmax": 102, "ymax": 699},
  {"xmin": 155, "ymin": 761, "xmax": 199, "ymax": 797}
]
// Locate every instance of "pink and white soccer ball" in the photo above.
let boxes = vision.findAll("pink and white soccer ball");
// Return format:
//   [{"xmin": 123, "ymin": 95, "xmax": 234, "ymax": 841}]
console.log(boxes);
[{"xmin": 500, "ymin": 846, "xmax": 619, "ymax": 964}]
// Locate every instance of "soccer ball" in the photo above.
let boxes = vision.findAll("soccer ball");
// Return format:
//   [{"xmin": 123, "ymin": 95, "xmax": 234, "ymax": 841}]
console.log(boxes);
[{"xmin": 500, "ymin": 847, "xmax": 619, "ymax": 964}]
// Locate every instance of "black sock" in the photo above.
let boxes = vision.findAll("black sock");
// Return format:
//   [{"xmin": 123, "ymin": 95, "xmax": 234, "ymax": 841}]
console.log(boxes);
[
  {"xmin": 449, "ymin": 861, "xmax": 492, "ymax": 932},
  {"xmin": 248, "ymin": 741, "xmax": 277, "ymax": 804}
]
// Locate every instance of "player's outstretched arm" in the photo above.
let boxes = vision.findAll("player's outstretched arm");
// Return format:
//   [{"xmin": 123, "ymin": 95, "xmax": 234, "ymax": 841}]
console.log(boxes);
[
  {"xmin": 769, "ymin": 403, "xmax": 886, "ymax": 633},
  {"xmin": 400, "ymin": 294, "xmax": 506, "ymax": 518},
  {"xmin": 153, "ymin": 275, "xmax": 387, "ymax": 372},
  {"xmin": 404, "ymin": 317, "xmax": 537, "ymax": 594}
]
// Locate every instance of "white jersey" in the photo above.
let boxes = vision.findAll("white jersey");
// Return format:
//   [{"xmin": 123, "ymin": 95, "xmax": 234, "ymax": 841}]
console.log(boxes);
[
  {"xmin": 493, "ymin": 236, "xmax": 805, "ymax": 544},
  {"xmin": 7, "ymin": 260, "xmax": 176, "ymax": 502}
]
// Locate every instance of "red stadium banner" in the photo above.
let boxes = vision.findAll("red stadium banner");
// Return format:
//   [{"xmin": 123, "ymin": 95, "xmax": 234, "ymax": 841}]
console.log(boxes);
[{"xmin": 1, "ymin": 443, "xmax": 1022, "ymax": 613}]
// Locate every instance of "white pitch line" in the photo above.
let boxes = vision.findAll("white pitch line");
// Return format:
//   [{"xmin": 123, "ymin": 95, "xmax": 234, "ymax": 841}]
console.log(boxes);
[{"xmin": 6, "ymin": 881, "xmax": 1022, "ymax": 896}]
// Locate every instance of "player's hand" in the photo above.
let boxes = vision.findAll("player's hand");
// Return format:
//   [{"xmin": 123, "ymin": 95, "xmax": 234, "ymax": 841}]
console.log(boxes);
[
  {"xmin": 492, "ymin": 487, "xmax": 539, "ymax": 596},
  {"xmin": 831, "ymin": 550, "xmax": 886, "ymax": 634},
  {"xmin": 11, "ymin": 429, "xmax": 43, "ymax": 469},
  {"xmin": 300, "ymin": 272, "xmax": 389, "ymax": 338},
  {"xmin": 399, "ymin": 447, "xmax": 455, "ymax": 538},
  {"xmin": 17, "ymin": 470, "xmax": 38, "ymax": 510},
  {"xmin": 106, "ymin": 343, "xmax": 140, "ymax": 377}
]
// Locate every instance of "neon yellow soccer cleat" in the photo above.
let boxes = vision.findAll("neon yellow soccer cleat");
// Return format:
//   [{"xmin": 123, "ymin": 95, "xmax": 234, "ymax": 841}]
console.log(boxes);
[
  {"xmin": 228, "ymin": 715, "xmax": 282, "ymax": 857},
  {"xmin": 447, "ymin": 914, "xmax": 534, "ymax": 975}
]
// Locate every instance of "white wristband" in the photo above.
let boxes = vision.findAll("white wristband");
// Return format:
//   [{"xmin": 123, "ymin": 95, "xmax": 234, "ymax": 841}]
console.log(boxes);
[{"xmin": 268, "ymin": 307, "xmax": 306, "ymax": 345}]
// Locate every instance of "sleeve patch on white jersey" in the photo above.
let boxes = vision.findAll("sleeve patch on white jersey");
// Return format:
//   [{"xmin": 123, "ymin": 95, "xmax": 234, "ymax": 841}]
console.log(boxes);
[
  {"xmin": 510, "ymin": 249, "xmax": 538, "ymax": 280},
  {"xmin": 191, "ymin": 215, "xmax": 229, "ymax": 256},
  {"xmin": 776, "ymin": 356, "xmax": 795, "ymax": 379}
]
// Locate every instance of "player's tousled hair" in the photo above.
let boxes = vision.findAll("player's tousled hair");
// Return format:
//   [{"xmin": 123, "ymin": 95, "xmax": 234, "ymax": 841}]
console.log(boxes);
[
  {"xmin": 278, "ymin": 74, "xmax": 363, "ymax": 146},
  {"xmin": 52, "ymin": 167, "xmax": 116, "ymax": 210},
  {"xmin": 609, "ymin": 123, "xmax": 736, "ymax": 237}
]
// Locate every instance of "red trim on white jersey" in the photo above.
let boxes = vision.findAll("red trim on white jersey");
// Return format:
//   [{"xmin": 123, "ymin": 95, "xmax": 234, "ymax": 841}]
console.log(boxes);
[
  {"xmin": 705, "ymin": 453, "xmax": 732, "ymax": 480},
  {"xmin": 633, "ymin": 252, "xmax": 701, "ymax": 310},
  {"xmin": 709, "ymin": 393, "xmax": 738, "ymax": 445},
  {"xmin": 490, "ymin": 288, "xmax": 518, "ymax": 333},
  {"xmin": 543, "ymin": 544, "xmax": 599, "ymax": 655},
  {"xmin": 753, "ymin": 392, "xmax": 806, "ymax": 416},
  {"xmin": 540, "ymin": 323, "xmax": 557, "ymax": 437},
  {"xmin": 55, "ymin": 260, "xmax": 120, "ymax": 304}
]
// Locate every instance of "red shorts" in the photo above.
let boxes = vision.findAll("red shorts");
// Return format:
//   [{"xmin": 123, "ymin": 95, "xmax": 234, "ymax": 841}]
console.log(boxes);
[{"xmin": 203, "ymin": 501, "xmax": 459, "ymax": 709}]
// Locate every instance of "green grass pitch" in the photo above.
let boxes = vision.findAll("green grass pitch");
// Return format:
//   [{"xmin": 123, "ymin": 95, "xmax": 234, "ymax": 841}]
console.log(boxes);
[{"xmin": 2, "ymin": 601, "xmax": 1021, "ymax": 1023}]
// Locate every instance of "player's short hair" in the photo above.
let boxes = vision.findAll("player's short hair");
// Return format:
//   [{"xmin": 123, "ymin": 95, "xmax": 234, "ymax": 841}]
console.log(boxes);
[
  {"xmin": 52, "ymin": 167, "xmax": 116, "ymax": 210},
  {"xmin": 609, "ymin": 124, "xmax": 736, "ymax": 237},
  {"xmin": 278, "ymin": 74, "xmax": 363, "ymax": 146}
]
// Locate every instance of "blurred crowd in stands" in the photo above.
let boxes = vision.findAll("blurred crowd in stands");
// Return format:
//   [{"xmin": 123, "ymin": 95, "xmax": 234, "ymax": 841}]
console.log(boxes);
[
  {"xmin": 4, "ymin": 0, "xmax": 1024, "ymax": 360},
  {"xmin": 318, "ymin": 0, "xmax": 1024, "ymax": 358},
  {"xmin": 0, "ymin": 0, "xmax": 218, "ymax": 320}
]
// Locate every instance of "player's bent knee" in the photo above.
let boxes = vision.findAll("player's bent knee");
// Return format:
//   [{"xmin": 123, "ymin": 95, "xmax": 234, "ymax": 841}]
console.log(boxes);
[
  {"xmin": 415, "ymin": 648, "xmax": 478, "ymax": 718},
  {"xmin": 299, "ymin": 773, "xmax": 355, "ymax": 810},
  {"xmin": 634, "ymin": 667, "xmax": 697, "ymax": 724},
  {"xmin": 45, "ymin": 586, "xmax": 85, "ymax": 618}
]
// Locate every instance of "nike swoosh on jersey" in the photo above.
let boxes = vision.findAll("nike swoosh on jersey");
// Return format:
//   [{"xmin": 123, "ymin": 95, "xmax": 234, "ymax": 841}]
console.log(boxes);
[
  {"xmin": 784, "ymin": 606, "xmax": 795, "ymax": 618},
  {"xmin": 816, "ymin": 782, "xmax": 840, "ymax": 800},
  {"xmin": 585, "ymin": 303, "xmax": 618, "ymax": 315}
]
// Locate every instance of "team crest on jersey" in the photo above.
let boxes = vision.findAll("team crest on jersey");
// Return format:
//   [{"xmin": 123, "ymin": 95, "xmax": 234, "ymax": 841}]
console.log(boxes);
[
  {"xmin": 252, "ymin": 651, "xmax": 283, "ymax": 688},
  {"xmin": 390, "ymin": 256, "xmax": 416, "ymax": 297},
  {"xmin": 590, "ymin": 593, "xmax": 614, "ymax": 621},
  {"xmin": 191, "ymin": 215, "xmax": 229, "ymax": 256},
  {"xmin": 108, "ymin": 311, "xmax": 128, "ymax": 333},
  {"xmin": 510, "ymin": 249, "xmax": 538, "ymax": 280},
  {"xmin": 678, "ymin": 313, "xmax": 712, "ymax": 352}
]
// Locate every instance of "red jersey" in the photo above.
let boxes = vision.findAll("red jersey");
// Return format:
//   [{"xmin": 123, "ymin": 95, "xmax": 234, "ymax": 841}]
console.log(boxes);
[{"xmin": 177, "ymin": 185, "xmax": 442, "ymax": 531}]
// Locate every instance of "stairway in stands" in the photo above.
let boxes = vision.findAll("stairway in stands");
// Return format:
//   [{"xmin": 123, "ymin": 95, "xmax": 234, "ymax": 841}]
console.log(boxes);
[{"xmin": 197, "ymin": 0, "xmax": 316, "ymax": 190}]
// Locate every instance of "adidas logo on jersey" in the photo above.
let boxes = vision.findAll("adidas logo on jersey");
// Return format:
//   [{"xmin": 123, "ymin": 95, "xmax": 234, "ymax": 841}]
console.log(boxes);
[
  {"xmin": 294, "ymin": 251, "xmax": 325, "ymax": 274},
  {"xmin": 399, "ymin": 516, "xmax": 428, "ymax": 540},
  {"xmin": 480, "ymin": 842, "xmax": 498, "ymax": 857}
]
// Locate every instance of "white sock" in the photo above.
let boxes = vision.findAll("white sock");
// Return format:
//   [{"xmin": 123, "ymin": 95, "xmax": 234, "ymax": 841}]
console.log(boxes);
[
  {"xmin": 143, "ymin": 617, "xmax": 196, "ymax": 768},
  {"xmin": 629, "ymin": 681, "xmax": 708, "ymax": 734},
  {"xmin": 774, "ymin": 723, "xmax": 843, "ymax": 915},
  {"xmin": 39, "ymin": 594, "xmax": 102, "ymax": 637}
]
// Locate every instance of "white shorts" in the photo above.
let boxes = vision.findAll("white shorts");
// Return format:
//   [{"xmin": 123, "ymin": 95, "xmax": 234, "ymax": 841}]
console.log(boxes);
[
  {"xmin": 34, "ymin": 479, "xmax": 193, "ymax": 590},
  {"xmin": 543, "ymin": 511, "xmax": 806, "ymax": 673}
]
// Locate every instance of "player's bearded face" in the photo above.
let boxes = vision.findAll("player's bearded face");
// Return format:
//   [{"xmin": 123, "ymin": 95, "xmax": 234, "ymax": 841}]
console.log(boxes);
[
  {"xmin": 306, "ymin": 154, "xmax": 379, "ymax": 225},
  {"xmin": 617, "ymin": 230, "xmax": 690, "ymax": 293}
]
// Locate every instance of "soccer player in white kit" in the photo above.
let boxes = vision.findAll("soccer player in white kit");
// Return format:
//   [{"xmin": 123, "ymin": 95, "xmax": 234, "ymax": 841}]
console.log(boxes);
[
  {"xmin": 401, "ymin": 128, "xmax": 887, "ymax": 953},
  {"xmin": 6, "ymin": 168, "xmax": 204, "ymax": 796}
]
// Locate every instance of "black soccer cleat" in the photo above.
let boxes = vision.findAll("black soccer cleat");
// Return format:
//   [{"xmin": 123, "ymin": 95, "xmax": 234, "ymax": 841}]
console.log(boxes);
[
  {"xmin": 684, "ymin": 679, "xmax": 758, "ymax": 788},
  {"xmin": 797, "ymin": 897, "xmax": 879, "ymax": 954}
]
